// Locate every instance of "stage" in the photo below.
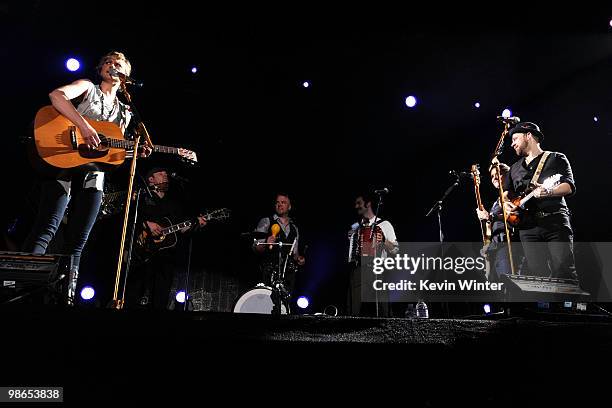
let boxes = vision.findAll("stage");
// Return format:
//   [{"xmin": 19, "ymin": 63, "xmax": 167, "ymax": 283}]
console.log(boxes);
[{"xmin": 1, "ymin": 306, "xmax": 611, "ymax": 404}]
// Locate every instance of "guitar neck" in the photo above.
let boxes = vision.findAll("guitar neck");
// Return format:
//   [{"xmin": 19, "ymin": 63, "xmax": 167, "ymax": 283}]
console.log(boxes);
[
  {"xmin": 153, "ymin": 145, "xmax": 180, "ymax": 155},
  {"xmin": 474, "ymin": 185, "xmax": 485, "ymax": 211},
  {"xmin": 518, "ymin": 190, "xmax": 537, "ymax": 208},
  {"xmin": 159, "ymin": 209, "xmax": 229, "ymax": 236},
  {"xmin": 161, "ymin": 219, "xmax": 196, "ymax": 236},
  {"xmin": 471, "ymin": 175, "xmax": 490, "ymax": 243},
  {"xmin": 104, "ymin": 190, "xmax": 127, "ymax": 201},
  {"xmin": 105, "ymin": 138, "xmax": 180, "ymax": 155}
]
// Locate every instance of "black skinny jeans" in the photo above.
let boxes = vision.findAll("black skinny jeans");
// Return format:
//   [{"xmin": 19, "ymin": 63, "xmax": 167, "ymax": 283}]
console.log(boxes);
[
  {"xmin": 518, "ymin": 214, "xmax": 577, "ymax": 280},
  {"xmin": 23, "ymin": 178, "xmax": 102, "ymax": 268}
]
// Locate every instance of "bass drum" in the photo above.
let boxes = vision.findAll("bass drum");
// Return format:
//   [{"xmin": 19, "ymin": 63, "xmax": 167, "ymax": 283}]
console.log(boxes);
[{"xmin": 233, "ymin": 285, "xmax": 289, "ymax": 314}]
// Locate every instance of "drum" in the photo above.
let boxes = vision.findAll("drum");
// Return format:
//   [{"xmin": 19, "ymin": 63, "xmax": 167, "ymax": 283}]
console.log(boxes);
[{"xmin": 233, "ymin": 284, "xmax": 289, "ymax": 314}]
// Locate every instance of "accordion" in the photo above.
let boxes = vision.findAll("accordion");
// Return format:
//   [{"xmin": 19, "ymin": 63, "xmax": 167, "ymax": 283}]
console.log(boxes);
[{"xmin": 348, "ymin": 224, "xmax": 383, "ymax": 263}]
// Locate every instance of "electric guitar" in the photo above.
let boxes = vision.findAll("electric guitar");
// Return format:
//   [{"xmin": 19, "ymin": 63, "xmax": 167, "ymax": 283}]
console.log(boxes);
[
  {"xmin": 470, "ymin": 164, "xmax": 491, "ymax": 278},
  {"xmin": 135, "ymin": 208, "xmax": 231, "ymax": 262},
  {"xmin": 506, "ymin": 173, "xmax": 562, "ymax": 226},
  {"xmin": 33, "ymin": 105, "xmax": 197, "ymax": 171},
  {"xmin": 98, "ymin": 186, "xmax": 128, "ymax": 221},
  {"xmin": 470, "ymin": 164, "xmax": 492, "ymax": 245}
]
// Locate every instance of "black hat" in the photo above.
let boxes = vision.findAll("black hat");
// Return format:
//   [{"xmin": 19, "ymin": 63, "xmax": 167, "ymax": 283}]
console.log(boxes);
[
  {"xmin": 509, "ymin": 122, "xmax": 544, "ymax": 142},
  {"xmin": 145, "ymin": 166, "xmax": 168, "ymax": 179}
]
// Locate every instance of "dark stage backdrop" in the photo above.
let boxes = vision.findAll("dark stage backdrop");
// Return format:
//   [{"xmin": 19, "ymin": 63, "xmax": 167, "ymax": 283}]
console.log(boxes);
[{"xmin": 2, "ymin": 4, "xmax": 612, "ymax": 311}]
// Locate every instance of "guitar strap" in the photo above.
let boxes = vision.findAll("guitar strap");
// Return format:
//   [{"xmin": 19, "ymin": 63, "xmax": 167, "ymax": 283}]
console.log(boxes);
[{"xmin": 529, "ymin": 151, "xmax": 551, "ymax": 187}]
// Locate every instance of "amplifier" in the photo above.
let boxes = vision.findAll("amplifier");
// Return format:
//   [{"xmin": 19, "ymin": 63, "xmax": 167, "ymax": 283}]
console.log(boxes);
[
  {"xmin": 502, "ymin": 274, "xmax": 590, "ymax": 301},
  {"xmin": 0, "ymin": 251, "xmax": 74, "ymax": 305}
]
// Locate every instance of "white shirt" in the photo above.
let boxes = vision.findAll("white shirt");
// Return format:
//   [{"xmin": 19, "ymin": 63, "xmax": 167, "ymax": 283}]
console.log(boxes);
[{"xmin": 366, "ymin": 215, "xmax": 399, "ymax": 257}]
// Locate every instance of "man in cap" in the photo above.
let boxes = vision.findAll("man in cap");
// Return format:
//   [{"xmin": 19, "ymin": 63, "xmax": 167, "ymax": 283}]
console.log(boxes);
[{"xmin": 503, "ymin": 122, "xmax": 577, "ymax": 279}]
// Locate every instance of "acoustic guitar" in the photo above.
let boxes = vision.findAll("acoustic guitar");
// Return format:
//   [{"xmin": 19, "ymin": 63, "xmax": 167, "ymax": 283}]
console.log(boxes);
[
  {"xmin": 33, "ymin": 105, "xmax": 197, "ymax": 171},
  {"xmin": 134, "ymin": 208, "xmax": 231, "ymax": 263}
]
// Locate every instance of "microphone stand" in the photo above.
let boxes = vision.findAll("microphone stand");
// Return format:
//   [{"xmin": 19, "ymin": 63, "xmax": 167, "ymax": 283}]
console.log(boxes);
[
  {"xmin": 490, "ymin": 123, "xmax": 516, "ymax": 275},
  {"xmin": 426, "ymin": 176, "xmax": 460, "ymax": 243},
  {"xmin": 119, "ymin": 174, "xmax": 152, "ymax": 306},
  {"xmin": 183, "ymin": 234, "xmax": 193, "ymax": 311},
  {"xmin": 370, "ymin": 191, "xmax": 385, "ymax": 317},
  {"xmin": 111, "ymin": 79, "xmax": 154, "ymax": 309},
  {"xmin": 254, "ymin": 241, "xmax": 295, "ymax": 315},
  {"xmin": 425, "ymin": 175, "xmax": 460, "ymax": 318}
]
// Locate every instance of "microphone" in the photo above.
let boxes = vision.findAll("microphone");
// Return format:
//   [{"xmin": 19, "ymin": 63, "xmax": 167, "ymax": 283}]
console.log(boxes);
[
  {"xmin": 374, "ymin": 187, "xmax": 390, "ymax": 194},
  {"xmin": 270, "ymin": 223, "xmax": 281, "ymax": 249},
  {"xmin": 449, "ymin": 170, "xmax": 474, "ymax": 180},
  {"xmin": 169, "ymin": 172, "xmax": 190, "ymax": 183},
  {"xmin": 109, "ymin": 67, "xmax": 144, "ymax": 87},
  {"xmin": 496, "ymin": 116, "xmax": 521, "ymax": 124}
]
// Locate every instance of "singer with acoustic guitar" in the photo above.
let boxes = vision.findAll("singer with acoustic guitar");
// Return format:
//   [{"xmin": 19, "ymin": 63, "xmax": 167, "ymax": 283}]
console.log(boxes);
[{"xmin": 23, "ymin": 51, "xmax": 152, "ymax": 300}]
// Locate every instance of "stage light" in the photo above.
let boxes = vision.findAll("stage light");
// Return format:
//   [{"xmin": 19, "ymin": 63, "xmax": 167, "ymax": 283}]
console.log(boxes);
[
  {"xmin": 501, "ymin": 108, "xmax": 512, "ymax": 118},
  {"xmin": 191, "ymin": 66, "xmax": 198, "ymax": 74},
  {"xmin": 609, "ymin": 19, "xmax": 612, "ymax": 28},
  {"xmin": 65, "ymin": 58, "xmax": 81, "ymax": 72},
  {"xmin": 80, "ymin": 286, "xmax": 95, "ymax": 301},
  {"xmin": 405, "ymin": 95, "xmax": 417, "ymax": 108},
  {"xmin": 483, "ymin": 304, "xmax": 491, "ymax": 314},
  {"xmin": 593, "ymin": 116, "xmax": 599, "ymax": 122},
  {"xmin": 297, "ymin": 296, "xmax": 309, "ymax": 309},
  {"xmin": 474, "ymin": 102, "xmax": 481, "ymax": 108},
  {"xmin": 175, "ymin": 291, "xmax": 186, "ymax": 303},
  {"xmin": 302, "ymin": 81, "xmax": 310, "ymax": 88}
]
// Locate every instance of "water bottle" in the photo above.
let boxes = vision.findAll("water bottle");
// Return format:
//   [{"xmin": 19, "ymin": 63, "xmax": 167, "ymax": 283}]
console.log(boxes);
[
  {"xmin": 415, "ymin": 301, "xmax": 429, "ymax": 318},
  {"xmin": 404, "ymin": 303, "xmax": 416, "ymax": 318}
]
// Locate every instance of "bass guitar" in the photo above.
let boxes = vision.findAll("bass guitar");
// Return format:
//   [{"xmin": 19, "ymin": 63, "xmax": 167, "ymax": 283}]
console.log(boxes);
[
  {"xmin": 470, "ymin": 164, "xmax": 492, "ymax": 245},
  {"xmin": 470, "ymin": 164, "xmax": 491, "ymax": 277}
]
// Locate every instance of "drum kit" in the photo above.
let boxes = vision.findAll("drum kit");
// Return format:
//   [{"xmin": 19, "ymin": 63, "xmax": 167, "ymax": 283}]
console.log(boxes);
[{"xmin": 233, "ymin": 231, "xmax": 297, "ymax": 315}]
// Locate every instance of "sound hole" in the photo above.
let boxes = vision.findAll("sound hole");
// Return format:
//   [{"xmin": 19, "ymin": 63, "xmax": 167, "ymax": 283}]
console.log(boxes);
[{"xmin": 77, "ymin": 133, "xmax": 109, "ymax": 159}]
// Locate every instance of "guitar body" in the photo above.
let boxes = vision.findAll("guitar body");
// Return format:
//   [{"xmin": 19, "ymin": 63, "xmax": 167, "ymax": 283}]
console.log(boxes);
[
  {"xmin": 507, "ymin": 197, "xmax": 524, "ymax": 226},
  {"xmin": 34, "ymin": 105, "xmax": 127, "ymax": 170},
  {"xmin": 135, "ymin": 217, "xmax": 178, "ymax": 263}
]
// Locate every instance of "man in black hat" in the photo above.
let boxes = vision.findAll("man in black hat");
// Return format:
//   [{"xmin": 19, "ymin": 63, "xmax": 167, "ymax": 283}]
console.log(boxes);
[
  {"xmin": 503, "ymin": 122, "xmax": 577, "ymax": 279},
  {"xmin": 128, "ymin": 167, "xmax": 207, "ymax": 309}
]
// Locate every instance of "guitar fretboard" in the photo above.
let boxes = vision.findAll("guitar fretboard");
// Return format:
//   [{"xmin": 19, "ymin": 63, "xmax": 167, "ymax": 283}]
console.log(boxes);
[
  {"xmin": 162, "ymin": 220, "xmax": 195, "ymax": 236},
  {"xmin": 104, "ymin": 191, "xmax": 127, "ymax": 201},
  {"xmin": 153, "ymin": 145, "xmax": 180, "ymax": 154},
  {"xmin": 159, "ymin": 210, "xmax": 230, "ymax": 236},
  {"xmin": 103, "ymin": 138, "xmax": 179, "ymax": 155}
]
